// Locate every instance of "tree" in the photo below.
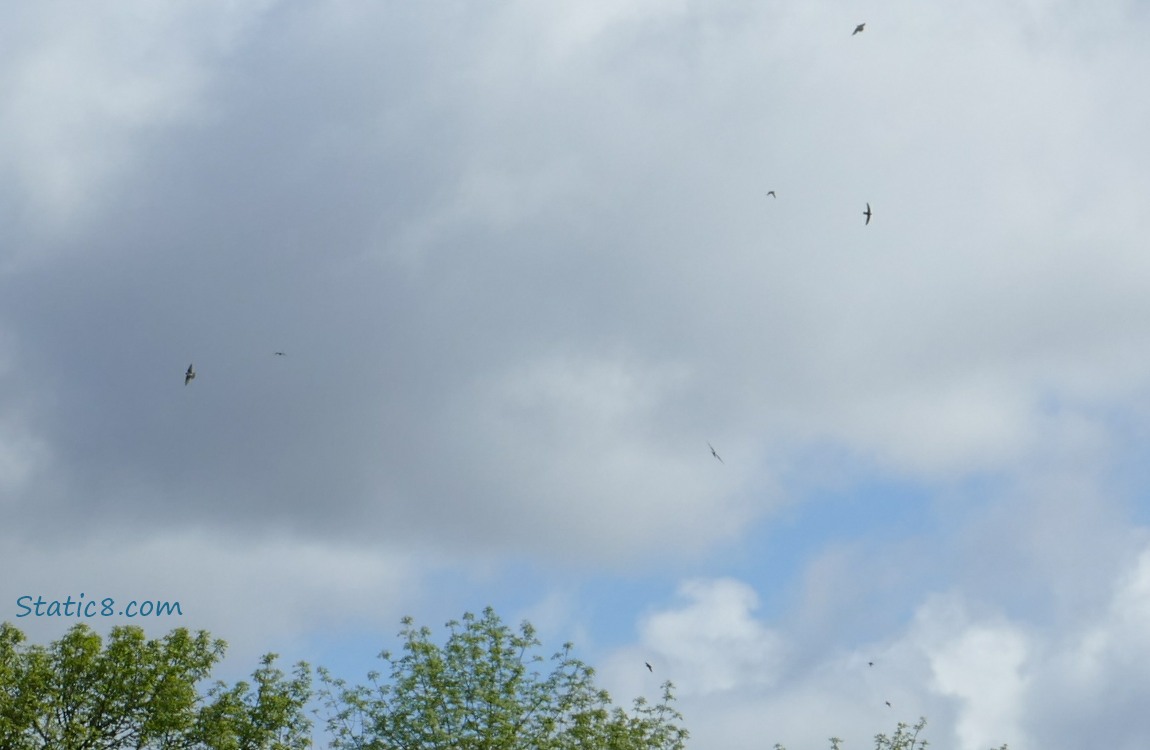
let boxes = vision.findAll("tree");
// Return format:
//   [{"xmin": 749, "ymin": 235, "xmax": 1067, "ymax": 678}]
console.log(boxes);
[
  {"xmin": 190, "ymin": 653, "xmax": 313, "ymax": 750},
  {"xmin": 0, "ymin": 621, "xmax": 311, "ymax": 750},
  {"xmin": 318, "ymin": 606, "xmax": 689, "ymax": 750},
  {"xmin": 772, "ymin": 718, "xmax": 1009, "ymax": 750}
]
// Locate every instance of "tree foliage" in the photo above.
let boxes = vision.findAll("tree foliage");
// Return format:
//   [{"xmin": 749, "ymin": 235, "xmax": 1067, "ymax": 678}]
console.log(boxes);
[
  {"xmin": 319, "ymin": 606, "xmax": 689, "ymax": 750},
  {"xmin": 0, "ymin": 621, "xmax": 311, "ymax": 750}
]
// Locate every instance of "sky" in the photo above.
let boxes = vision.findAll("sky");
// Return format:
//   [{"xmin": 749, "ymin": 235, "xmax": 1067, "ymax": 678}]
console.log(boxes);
[{"xmin": 3, "ymin": 1, "xmax": 1150, "ymax": 748}]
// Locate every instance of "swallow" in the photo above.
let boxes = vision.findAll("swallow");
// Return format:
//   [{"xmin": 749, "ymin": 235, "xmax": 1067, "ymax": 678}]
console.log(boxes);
[
  {"xmin": 645, "ymin": 662, "xmax": 653, "ymax": 672},
  {"xmin": 885, "ymin": 701, "xmax": 892, "ymax": 708},
  {"xmin": 185, "ymin": 364, "xmax": 196, "ymax": 386},
  {"xmin": 853, "ymin": 23, "xmax": 866, "ymax": 35},
  {"xmin": 864, "ymin": 202, "xmax": 872, "ymax": 225},
  {"xmin": 274, "ymin": 352, "xmax": 286, "ymax": 356},
  {"xmin": 707, "ymin": 442, "xmax": 724, "ymax": 464},
  {"xmin": 766, "ymin": 191, "xmax": 776, "ymax": 198}
]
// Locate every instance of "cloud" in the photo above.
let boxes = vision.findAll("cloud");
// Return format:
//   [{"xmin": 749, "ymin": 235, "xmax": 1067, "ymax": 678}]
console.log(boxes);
[
  {"xmin": 913, "ymin": 597, "xmax": 1029, "ymax": 750},
  {"xmin": 0, "ymin": 2, "xmax": 282, "ymax": 246},
  {"xmin": 597, "ymin": 535, "xmax": 1150, "ymax": 750},
  {"xmin": 639, "ymin": 578, "xmax": 785, "ymax": 695},
  {"xmin": 1, "ymin": 526, "xmax": 423, "ymax": 672},
  {"xmin": 1021, "ymin": 546, "xmax": 1150, "ymax": 749},
  {"xmin": 2, "ymin": 0, "xmax": 1149, "ymax": 565},
  {"xmin": 443, "ymin": 351, "xmax": 757, "ymax": 562}
]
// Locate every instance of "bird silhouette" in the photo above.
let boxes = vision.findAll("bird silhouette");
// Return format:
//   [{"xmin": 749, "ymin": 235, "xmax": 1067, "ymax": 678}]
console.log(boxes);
[
  {"xmin": 185, "ymin": 364, "xmax": 196, "ymax": 386},
  {"xmin": 708, "ymin": 442, "xmax": 724, "ymax": 464},
  {"xmin": 853, "ymin": 23, "xmax": 866, "ymax": 35},
  {"xmin": 885, "ymin": 701, "xmax": 892, "ymax": 708},
  {"xmin": 274, "ymin": 352, "xmax": 286, "ymax": 356},
  {"xmin": 766, "ymin": 190, "xmax": 776, "ymax": 198},
  {"xmin": 863, "ymin": 202, "xmax": 872, "ymax": 225},
  {"xmin": 868, "ymin": 661, "xmax": 874, "ymax": 667},
  {"xmin": 645, "ymin": 662, "xmax": 653, "ymax": 672}
]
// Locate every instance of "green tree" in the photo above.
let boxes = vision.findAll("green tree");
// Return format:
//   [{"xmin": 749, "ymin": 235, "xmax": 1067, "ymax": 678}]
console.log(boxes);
[
  {"xmin": 191, "ymin": 653, "xmax": 313, "ymax": 750},
  {"xmin": 319, "ymin": 606, "xmax": 689, "ymax": 750},
  {"xmin": 0, "ymin": 621, "xmax": 311, "ymax": 750}
]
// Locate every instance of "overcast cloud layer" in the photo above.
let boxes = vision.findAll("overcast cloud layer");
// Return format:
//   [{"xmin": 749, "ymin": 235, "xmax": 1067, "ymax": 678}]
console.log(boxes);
[{"xmin": 4, "ymin": 2, "xmax": 1150, "ymax": 749}]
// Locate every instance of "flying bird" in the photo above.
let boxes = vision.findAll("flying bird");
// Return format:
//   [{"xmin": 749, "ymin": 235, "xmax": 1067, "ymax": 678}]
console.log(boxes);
[
  {"xmin": 274, "ymin": 351, "xmax": 286, "ymax": 356},
  {"xmin": 853, "ymin": 22, "xmax": 866, "ymax": 35},
  {"xmin": 766, "ymin": 190, "xmax": 776, "ymax": 198},
  {"xmin": 868, "ymin": 661, "xmax": 875, "ymax": 667},
  {"xmin": 184, "ymin": 364, "xmax": 196, "ymax": 386},
  {"xmin": 885, "ymin": 701, "xmax": 892, "ymax": 708},
  {"xmin": 863, "ymin": 202, "xmax": 872, "ymax": 225},
  {"xmin": 707, "ymin": 442, "xmax": 724, "ymax": 464},
  {"xmin": 645, "ymin": 662, "xmax": 653, "ymax": 672}
]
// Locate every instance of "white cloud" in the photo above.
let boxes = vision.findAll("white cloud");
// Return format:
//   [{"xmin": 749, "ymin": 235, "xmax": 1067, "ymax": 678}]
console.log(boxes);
[
  {"xmin": 598, "ymin": 537, "xmax": 1150, "ymax": 749},
  {"xmin": 0, "ymin": 1, "xmax": 279, "ymax": 244},
  {"xmin": 912, "ymin": 597, "xmax": 1029, "ymax": 750},
  {"xmin": 1045, "ymin": 545, "xmax": 1150, "ymax": 698},
  {"xmin": 441, "ymin": 351, "xmax": 759, "ymax": 562},
  {"xmin": 639, "ymin": 578, "xmax": 785, "ymax": 696}
]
